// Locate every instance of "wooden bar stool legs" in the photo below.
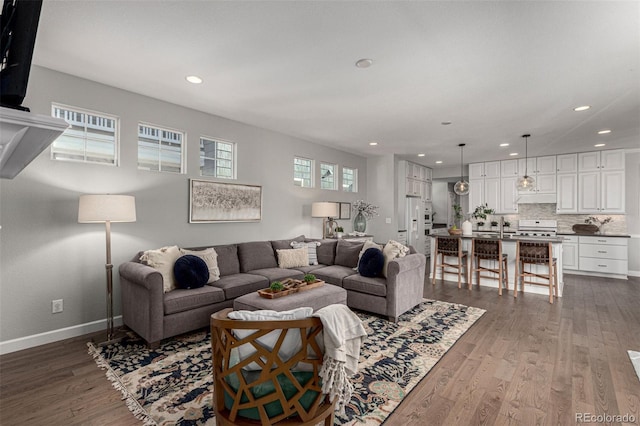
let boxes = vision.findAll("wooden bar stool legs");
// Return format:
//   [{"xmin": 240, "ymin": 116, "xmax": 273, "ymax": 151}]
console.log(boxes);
[
  {"xmin": 432, "ymin": 236, "xmax": 469, "ymax": 289},
  {"xmin": 514, "ymin": 241, "xmax": 558, "ymax": 303},
  {"xmin": 471, "ymin": 238, "xmax": 508, "ymax": 295}
]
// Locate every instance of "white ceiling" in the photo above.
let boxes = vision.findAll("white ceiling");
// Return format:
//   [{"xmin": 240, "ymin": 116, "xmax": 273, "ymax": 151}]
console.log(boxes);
[{"xmin": 32, "ymin": 1, "xmax": 640, "ymax": 168}]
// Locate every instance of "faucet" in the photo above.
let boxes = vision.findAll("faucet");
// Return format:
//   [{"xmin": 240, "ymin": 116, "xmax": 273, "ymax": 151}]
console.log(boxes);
[{"xmin": 499, "ymin": 216, "xmax": 504, "ymax": 239}]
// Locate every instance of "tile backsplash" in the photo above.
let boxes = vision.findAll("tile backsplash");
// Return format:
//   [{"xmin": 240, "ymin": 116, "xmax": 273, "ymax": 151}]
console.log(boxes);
[{"xmin": 498, "ymin": 204, "xmax": 627, "ymax": 234}]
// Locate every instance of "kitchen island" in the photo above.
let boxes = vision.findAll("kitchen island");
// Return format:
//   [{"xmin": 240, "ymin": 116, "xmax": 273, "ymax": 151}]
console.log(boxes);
[{"xmin": 429, "ymin": 230, "xmax": 564, "ymax": 297}]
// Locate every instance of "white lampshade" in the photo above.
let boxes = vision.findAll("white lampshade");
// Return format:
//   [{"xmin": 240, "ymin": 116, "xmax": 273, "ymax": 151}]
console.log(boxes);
[
  {"xmin": 78, "ymin": 194, "xmax": 137, "ymax": 223},
  {"xmin": 311, "ymin": 202, "xmax": 339, "ymax": 218}
]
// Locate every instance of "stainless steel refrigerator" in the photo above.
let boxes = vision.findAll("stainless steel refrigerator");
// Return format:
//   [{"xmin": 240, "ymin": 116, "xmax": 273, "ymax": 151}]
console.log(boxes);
[{"xmin": 406, "ymin": 197, "xmax": 425, "ymax": 254}]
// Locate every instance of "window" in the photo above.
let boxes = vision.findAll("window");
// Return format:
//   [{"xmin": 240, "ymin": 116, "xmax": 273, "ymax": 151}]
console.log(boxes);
[
  {"xmin": 343, "ymin": 167, "xmax": 358, "ymax": 192},
  {"xmin": 294, "ymin": 157, "xmax": 313, "ymax": 187},
  {"xmin": 51, "ymin": 104, "xmax": 118, "ymax": 165},
  {"xmin": 320, "ymin": 162, "xmax": 337, "ymax": 190},
  {"xmin": 200, "ymin": 137, "xmax": 235, "ymax": 178},
  {"xmin": 138, "ymin": 123, "xmax": 184, "ymax": 173}
]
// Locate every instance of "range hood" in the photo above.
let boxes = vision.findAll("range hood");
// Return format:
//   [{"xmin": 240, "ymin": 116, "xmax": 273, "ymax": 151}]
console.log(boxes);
[
  {"xmin": 516, "ymin": 193, "xmax": 556, "ymax": 204},
  {"xmin": 0, "ymin": 107, "xmax": 68, "ymax": 179}
]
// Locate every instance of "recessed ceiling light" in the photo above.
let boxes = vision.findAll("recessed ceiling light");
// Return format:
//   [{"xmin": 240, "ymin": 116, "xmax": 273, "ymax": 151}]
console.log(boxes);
[
  {"xmin": 573, "ymin": 105, "xmax": 591, "ymax": 112},
  {"xmin": 417, "ymin": 153, "xmax": 425, "ymax": 157},
  {"xmin": 369, "ymin": 142, "xmax": 378, "ymax": 146},
  {"xmin": 509, "ymin": 152, "xmax": 518, "ymax": 156},
  {"xmin": 594, "ymin": 143, "xmax": 606, "ymax": 147},
  {"xmin": 355, "ymin": 58, "xmax": 373, "ymax": 68},
  {"xmin": 441, "ymin": 121, "xmax": 452, "ymax": 125},
  {"xmin": 499, "ymin": 143, "xmax": 509, "ymax": 147},
  {"xmin": 435, "ymin": 160, "xmax": 443, "ymax": 164},
  {"xmin": 597, "ymin": 129, "xmax": 612, "ymax": 135},
  {"xmin": 185, "ymin": 75, "xmax": 203, "ymax": 84}
]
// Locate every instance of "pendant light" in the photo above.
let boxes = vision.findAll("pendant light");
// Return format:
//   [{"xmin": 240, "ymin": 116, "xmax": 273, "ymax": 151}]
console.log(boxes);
[
  {"xmin": 517, "ymin": 134, "xmax": 536, "ymax": 191},
  {"xmin": 454, "ymin": 143, "xmax": 470, "ymax": 196}
]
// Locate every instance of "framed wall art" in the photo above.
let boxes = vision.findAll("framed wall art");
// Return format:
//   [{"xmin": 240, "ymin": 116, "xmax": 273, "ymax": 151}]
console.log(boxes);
[
  {"xmin": 189, "ymin": 179, "xmax": 262, "ymax": 223},
  {"xmin": 339, "ymin": 202, "xmax": 351, "ymax": 220}
]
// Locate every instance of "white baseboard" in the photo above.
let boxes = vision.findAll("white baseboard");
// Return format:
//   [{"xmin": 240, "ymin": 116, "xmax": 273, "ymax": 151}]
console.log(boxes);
[
  {"xmin": 0, "ymin": 316, "xmax": 122, "ymax": 355},
  {"xmin": 628, "ymin": 270, "xmax": 640, "ymax": 278}
]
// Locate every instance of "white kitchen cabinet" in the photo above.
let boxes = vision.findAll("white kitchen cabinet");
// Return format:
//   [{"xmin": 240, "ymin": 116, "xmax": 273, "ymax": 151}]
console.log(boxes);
[
  {"xmin": 578, "ymin": 236, "xmax": 628, "ymax": 277},
  {"xmin": 556, "ymin": 173, "xmax": 578, "ymax": 213},
  {"xmin": 468, "ymin": 162, "xmax": 500, "ymax": 213},
  {"xmin": 423, "ymin": 181, "xmax": 432, "ymax": 202},
  {"xmin": 469, "ymin": 179, "xmax": 484, "ymax": 212},
  {"xmin": 469, "ymin": 163, "xmax": 485, "ymax": 180},
  {"xmin": 518, "ymin": 156, "xmax": 557, "ymax": 195},
  {"xmin": 556, "ymin": 153, "xmax": 578, "ymax": 173},
  {"xmin": 562, "ymin": 236, "xmax": 579, "ymax": 270},
  {"xmin": 577, "ymin": 150, "xmax": 625, "ymax": 214},
  {"xmin": 485, "ymin": 161, "xmax": 500, "ymax": 178},
  {"xmin": 484, "ymin": 177, "xmax": 500, "ymax": 213},
  {"xmin": 500, "ymin": 176, "xmax": 518, "ymax": 213},
  {"xmin": 501, "ymin": 159, "xmax": 518, "ymax": 176}
]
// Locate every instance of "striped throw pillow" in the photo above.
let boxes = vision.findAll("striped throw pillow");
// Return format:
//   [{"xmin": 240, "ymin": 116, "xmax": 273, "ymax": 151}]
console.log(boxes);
[{"xmin": 290, "ymin": 241, "xmax": 321, "ymax": 265}]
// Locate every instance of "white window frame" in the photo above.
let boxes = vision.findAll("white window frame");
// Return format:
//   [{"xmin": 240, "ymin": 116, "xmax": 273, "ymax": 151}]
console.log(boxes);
[
  {"xmin": 294, "ymin": 156, "xmax": 314, "ymax": 188},
  {"xmin": 50, "ymin": 103, "xmax": 119, "ymax": 166},
  {"xmin": 342, "ymin": 167, "xmax": 358, "ymax": 192},
  {"xmin": 199, "ymin": 136, "xmax": 236, "ymax": 179},
  {"xmin": 137, "ymin": 122, "xmax": 186, "ymax": 174},
  {"xmin": 320, "ymin": 162, "xmax": 338, "ymax": 190}
]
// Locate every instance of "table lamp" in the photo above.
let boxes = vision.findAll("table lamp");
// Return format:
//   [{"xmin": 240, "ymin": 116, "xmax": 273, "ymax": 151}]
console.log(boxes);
[{"xmin": 311, "ymin": 202, "xmax": 339, "ymax": 238}]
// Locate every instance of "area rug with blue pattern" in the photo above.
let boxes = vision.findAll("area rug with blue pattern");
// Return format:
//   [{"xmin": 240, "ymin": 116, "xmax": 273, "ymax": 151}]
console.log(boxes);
[{"xmin": 88, "ymin": 299, "xmax": 485, "ymax": 425}]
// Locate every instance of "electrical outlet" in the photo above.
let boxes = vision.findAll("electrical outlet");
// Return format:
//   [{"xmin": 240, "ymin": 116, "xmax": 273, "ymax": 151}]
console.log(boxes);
[
  {"xmin": 385, "ymin": 217, "xmax": 392, "ymax": 224},
  {"xmin": 52, "ymin": 299, "xmax": 63, "ymax": 314}
]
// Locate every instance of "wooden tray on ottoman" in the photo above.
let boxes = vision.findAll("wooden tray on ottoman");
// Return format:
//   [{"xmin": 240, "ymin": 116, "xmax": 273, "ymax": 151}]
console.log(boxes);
[{"xmin": 258, "ymin": 279, "xmax": 324, "ymax": 299}]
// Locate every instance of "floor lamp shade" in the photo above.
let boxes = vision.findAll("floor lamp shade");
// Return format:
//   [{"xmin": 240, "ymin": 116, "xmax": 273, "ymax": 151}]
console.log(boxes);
[{"xmin": 78, "ymin": 194, "xmax": 137, "ymax": 223}]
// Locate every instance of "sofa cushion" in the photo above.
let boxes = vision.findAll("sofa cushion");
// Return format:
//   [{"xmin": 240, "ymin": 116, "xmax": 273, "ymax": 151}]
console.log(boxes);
[
  {"xmin": 238, "ymin": 241, "xmax": 278, "ymax": 272},
  {"xmin": 173, "ymin": 255, "xmax": 209, "ymax": 289},
  {"xmin": 210, "ymin": 273, "xmax": 269, "ymax": 300},
  {"xmin": 276, "ymin": 247, "xmax": 308, "ymax": 268},
  {"xmin": 140, "ymin": 245, "xmax": 181, "ymax": 292},
  {"xmin": 358, "ymin": 248, "xmax": 385, "ymax": 278},
  {"xmin": 270, "ymin": 235, "xmax": 306, "ymax": 251},
  {"xmin": 163, "ymin": 286, "xmax": 225, "ymax": 315},
  {"xmin": 249, "ymin": 268, "xmax": 304, "ymax": 283},
  {"xmin": 343, "ymin": 274, "xmax": 388, "ymax": 297},
  {"xmin": 180, "ymin": 247, "xmax": 220, "ymax": 283},
  {"xmin": 335, "ymin": 240, "xmax": 365, "ymax": 268},
  {"xmin": 213, "ymin": 244, "xmax": 240, "ymax": 277},
  {"xmin": 310, "ymin": 239, "xmax": 337, "ymax": 265},
  {"xmin": 311, "ymin": 265, "xmax": 358, "ymax": 286},
  {"xmin": 292, "ymin": 264, "xmax": 326, "ymax": 274}
]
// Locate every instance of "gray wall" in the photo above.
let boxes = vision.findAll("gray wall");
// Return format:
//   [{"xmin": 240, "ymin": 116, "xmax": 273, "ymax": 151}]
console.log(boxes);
[
  {"xmin": 625, "ymin": 151, "xmax": 640, "ymax": 275},
  {"xmin": 0, "ymin": 66, "xmax": 367, "ymax": 345}
]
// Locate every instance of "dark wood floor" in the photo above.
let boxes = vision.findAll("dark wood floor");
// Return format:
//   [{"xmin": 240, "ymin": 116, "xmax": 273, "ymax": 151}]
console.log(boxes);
[{"xmin": 1, "ymin": 274, "xmax": 639, "ymax": 425}]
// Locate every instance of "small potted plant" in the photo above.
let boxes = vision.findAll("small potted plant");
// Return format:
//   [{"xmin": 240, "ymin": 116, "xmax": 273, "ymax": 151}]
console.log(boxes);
[
  {"xmin": 270, "ymin": 281, "xmax": 284, "ymax": 293},
  {"xmin": 472, "ymin": 203, "xmax": 494, "ymax": 230},
  {"xmin": 335, "ymin": 226, "xmax": 344, "ymax": 238},
  {"xmin": 504, "ymin": 221, "xmax": 511, "ymax": 230},
  {"xmin": 491, "ymin": 220, "xmax": 499, "ymax": 230},
  {"xmin": 449, "ymin": 204, "xmax": 463, "ymax": 235},
  {"xmin": 303, "ymin": 274, "xmax": 317, "ymax": 284}
]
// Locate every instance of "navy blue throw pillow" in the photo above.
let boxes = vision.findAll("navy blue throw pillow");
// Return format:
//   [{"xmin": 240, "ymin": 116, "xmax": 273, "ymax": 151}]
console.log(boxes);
[
  {"xmin": 358, "ymin": 247, "xmax": 384, "ymax": 278},
  {"xmin": 174, "ymin": 255, "xmax": 209, "ymax": 289}
]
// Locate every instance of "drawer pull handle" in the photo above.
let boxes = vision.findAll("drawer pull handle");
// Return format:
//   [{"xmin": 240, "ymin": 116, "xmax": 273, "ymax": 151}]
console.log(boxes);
[
  {"xmin": 598, "ymin": 265, "xmax": 607, "ymax": 267},
  {"xmin": 597, "ymin": 251, "xmax": 607, "ymax": 253},
  {"xmin": 597, "ymin": 240, "xmax": 606, "ymax": 242}
]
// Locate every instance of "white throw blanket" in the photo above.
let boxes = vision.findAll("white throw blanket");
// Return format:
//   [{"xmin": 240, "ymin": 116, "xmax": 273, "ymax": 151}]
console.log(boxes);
[{"xmin": 313, "ymin": 304, "xmax": 367, "ymax": 414}]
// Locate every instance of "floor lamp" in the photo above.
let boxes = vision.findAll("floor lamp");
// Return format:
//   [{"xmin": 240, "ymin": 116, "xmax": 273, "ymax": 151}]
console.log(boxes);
[
  {"xmin": 78, "ymin": 194, "xmax": 136, "ymax": 343},
  {"xmin": 311, "ymin": 202, "xmax": 339, "ymax": 238}
]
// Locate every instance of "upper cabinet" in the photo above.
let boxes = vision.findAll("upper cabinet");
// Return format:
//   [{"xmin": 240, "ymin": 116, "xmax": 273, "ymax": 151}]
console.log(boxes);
[
  {"xmin": 556, "ymin": 153, "xmax": 578, "ymax": 173},
  {"xmin": 469, "ymin": 161, "xmax": 501, "ymax": 213},
  {"xmin": 577, "ymin": 150, "xmax": 625, "ymax": 214},
  {"xmin": 517, "ymin": 155, "xmax": 557, "ymax": 194},
  {"xmin": 400, "ymin": 160, "xmax": 433, "ymax": 199}
]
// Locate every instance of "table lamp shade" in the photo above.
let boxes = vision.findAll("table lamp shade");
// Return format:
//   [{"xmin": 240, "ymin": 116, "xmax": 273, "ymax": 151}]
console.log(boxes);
[
  {"xmin": 311, "ymin": 202, "xmax": 339, "ymax": 218},
  {"xmin": 78, "ymin": 194, "xmax": 137, "ymax": 223}
]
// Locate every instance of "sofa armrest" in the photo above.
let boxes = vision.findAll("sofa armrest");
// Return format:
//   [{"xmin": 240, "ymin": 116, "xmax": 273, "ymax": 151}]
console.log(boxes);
[
  {"xmin": 385, "ymin": 253, "xmax": 427, "ymax": 321},
  {"xmin": 119, "ymin": 262, "xmax": 165, "ymax": 345}
]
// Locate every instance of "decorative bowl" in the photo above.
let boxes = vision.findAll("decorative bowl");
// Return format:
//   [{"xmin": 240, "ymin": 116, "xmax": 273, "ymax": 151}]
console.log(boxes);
[{"xmin": 448, "ymin": 228, "xmax": 463, "ymax": 235}]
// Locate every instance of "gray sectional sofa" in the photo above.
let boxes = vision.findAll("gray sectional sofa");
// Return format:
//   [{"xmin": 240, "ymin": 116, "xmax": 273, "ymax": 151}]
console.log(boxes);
[{"xmin": 119, "ymin": 236, "xmax": 426, "ymax": 347}]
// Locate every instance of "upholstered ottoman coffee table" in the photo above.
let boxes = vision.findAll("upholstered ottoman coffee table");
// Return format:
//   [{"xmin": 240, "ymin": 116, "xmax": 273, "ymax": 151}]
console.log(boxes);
[{"xmin": 233, "ymin": 284, "xmax": 347, "ymax": 312}]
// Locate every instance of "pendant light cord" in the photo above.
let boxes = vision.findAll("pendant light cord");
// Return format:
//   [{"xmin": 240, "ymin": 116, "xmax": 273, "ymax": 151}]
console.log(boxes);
[
  {"xmin": 524, "ymin": 135, "xmax": 528, "ymax": 176},
  {"xmin": 460, "ymin": 144, "xmax": 464, "ymax": 180}
]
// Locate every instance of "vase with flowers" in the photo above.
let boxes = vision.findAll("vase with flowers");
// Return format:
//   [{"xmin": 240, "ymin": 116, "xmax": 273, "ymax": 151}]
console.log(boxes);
[{"xmin": 352, "ymin": 200, "xmax": 379, "ymax": 233}]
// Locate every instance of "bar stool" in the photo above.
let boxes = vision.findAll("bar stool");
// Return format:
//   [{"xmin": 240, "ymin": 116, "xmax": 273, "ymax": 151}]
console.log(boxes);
[
  {"xmin": 432, "ymin": 236, "xmax": 469, "ymax": 289},
  {"xmin": 471, "ymin": 238, "xmax": 509, "ymax": 295},
  {"xmin": 514, "ymin": 241, "xmax": 558, "ymax": 303}
]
